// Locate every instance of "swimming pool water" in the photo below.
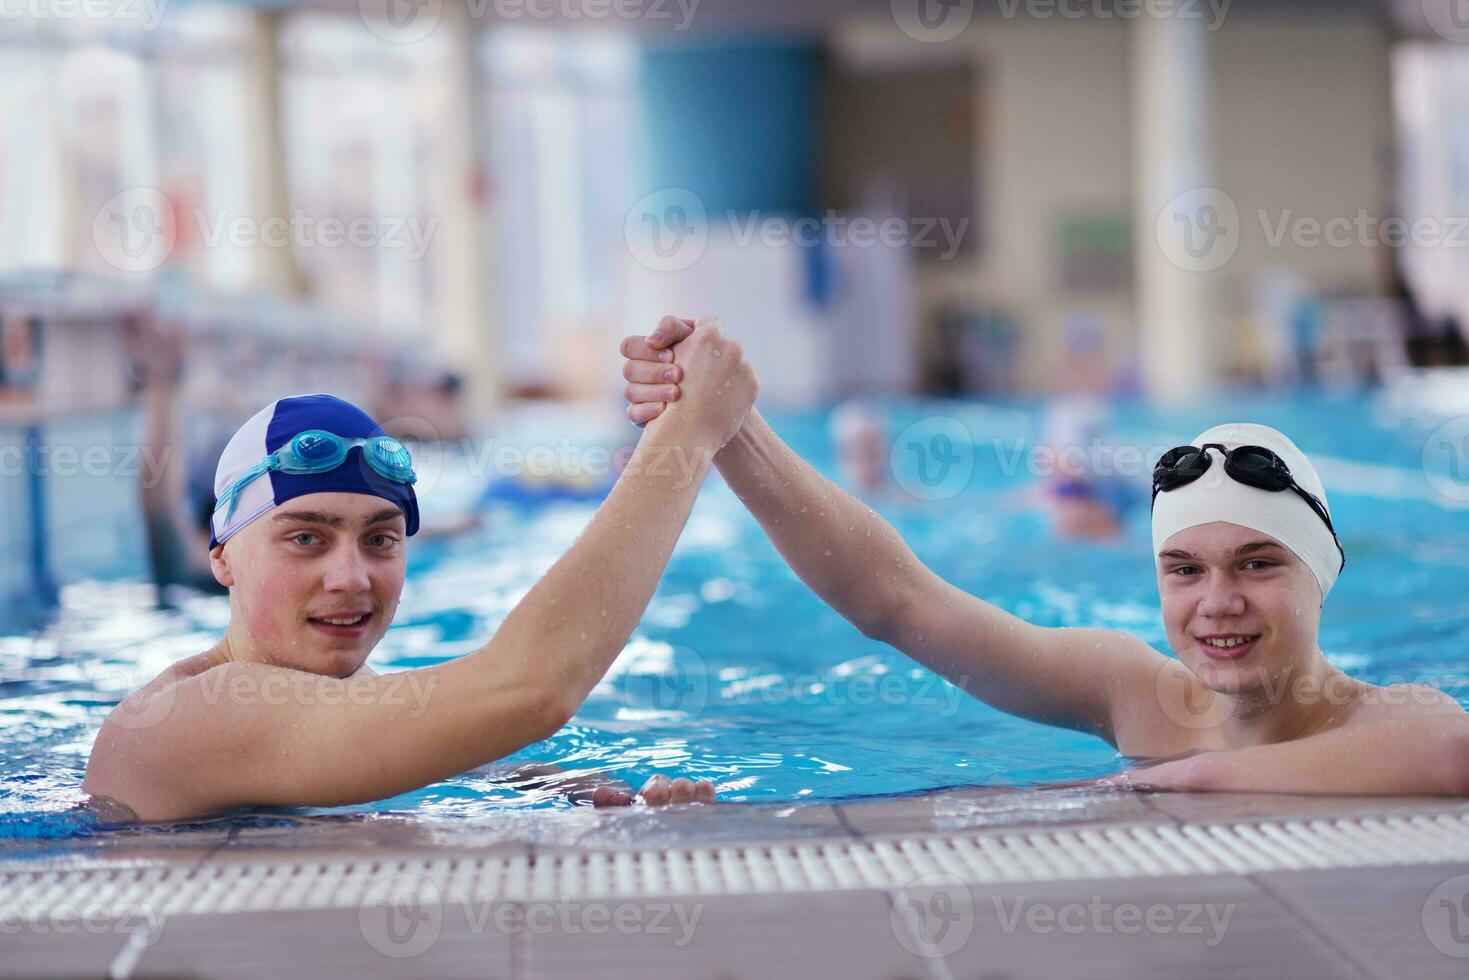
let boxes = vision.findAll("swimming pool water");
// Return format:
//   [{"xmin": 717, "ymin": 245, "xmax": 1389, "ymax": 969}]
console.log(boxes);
[{"xmin": 4, "ymin": 390, "xmax": 1469, "ymax": 835}]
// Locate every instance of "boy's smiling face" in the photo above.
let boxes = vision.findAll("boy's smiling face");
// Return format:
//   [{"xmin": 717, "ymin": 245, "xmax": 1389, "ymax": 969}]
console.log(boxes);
[
  {"xmin": 211, "ymin": 492, "xmax": 407, "ymax": 677},
  {"xmin": 1157, "ymin": 520, "xmax": 1323, "ymax": 698}
]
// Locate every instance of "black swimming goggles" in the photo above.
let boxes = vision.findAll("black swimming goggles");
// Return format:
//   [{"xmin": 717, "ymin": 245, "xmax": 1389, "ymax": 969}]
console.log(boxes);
[{"xmin": 1151, "ymin": 443, "xmax": 1345, "ymax": 571}]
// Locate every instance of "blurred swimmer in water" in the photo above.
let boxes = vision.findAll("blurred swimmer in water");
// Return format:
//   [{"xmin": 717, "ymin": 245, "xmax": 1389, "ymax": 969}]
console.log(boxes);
[
  {"xmin": 828, "ymin": 401, "xmax": 890, "ymax": 495},
  {"xmin": 1038, "ymin": 397, "xmax": 1142, "ymax": 542}
]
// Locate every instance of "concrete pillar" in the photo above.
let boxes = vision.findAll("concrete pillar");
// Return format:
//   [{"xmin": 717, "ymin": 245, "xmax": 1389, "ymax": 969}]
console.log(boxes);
[
  {"xmin": 428, "ymin": 0, "xmax": 499, "ymax": 420},
  {"xmin": 1132, "ymin": 13, "xmax": 1219, "ymax": 404},
  {"xmin": 240, "ymin": 9, "xmax": 306, "ymax": 297}
]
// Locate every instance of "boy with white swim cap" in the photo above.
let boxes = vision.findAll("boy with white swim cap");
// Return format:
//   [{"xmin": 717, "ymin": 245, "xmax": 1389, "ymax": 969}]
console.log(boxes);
[
  {"xmin": 86, "ymin": 320, "xmax": 758, "ymax": 821},
  {"xmin": 625, "ymin": 318, "xmax": 1469, "ymax": 795},
  {"xmin": 1151, "ymin": 422, "xmax": 1344, "ymax": 601}
]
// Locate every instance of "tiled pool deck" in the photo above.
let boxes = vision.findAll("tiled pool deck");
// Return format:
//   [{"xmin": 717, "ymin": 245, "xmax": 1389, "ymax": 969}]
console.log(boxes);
[{"xmin": 5, "ymin": 788, "xmax": 1469, "ymax": 979}]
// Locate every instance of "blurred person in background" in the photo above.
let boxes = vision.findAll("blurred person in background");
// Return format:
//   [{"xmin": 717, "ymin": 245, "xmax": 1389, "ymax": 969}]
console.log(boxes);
[
  {"xmin": 827, "ymin": 401, "xmax": 891, "ymax": 496},
  {"xmin": 122, "ymin": 309, "xmax": 230, "ymax": 599},
  {"xmin": 1037, "ymin": 396, "xmax": 1140, "ymax": 542},
  {"xmin": 1037, "ymin": 315, "xmax": 1142, "ymax": 541}
]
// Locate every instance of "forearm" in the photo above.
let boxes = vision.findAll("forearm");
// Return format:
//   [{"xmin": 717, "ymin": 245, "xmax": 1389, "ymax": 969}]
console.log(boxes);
[
  {"xmin": 1135, "ymin": 722, "xmax": 1469, "ymax": 796},
  {"xmin": 478, "ymin": 421, "xmax": 717, "ymax": 714},
  {"xmin": 714, "ymin": 409, "xmax": 920, "ymax": 637},
  {"xmin": 139, "ymin": 383, "xmax": 182, "ymax": 517}
]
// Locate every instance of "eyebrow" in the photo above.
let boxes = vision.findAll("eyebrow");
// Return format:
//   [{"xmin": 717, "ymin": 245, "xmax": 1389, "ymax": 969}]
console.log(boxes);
[
  {"xmin": 1158, "ymin": 540, "xmax": 1286, "ymax": 561},
  {"xmin": 270, "ymin": 508, "xmax": 405, "ymax": 529}
]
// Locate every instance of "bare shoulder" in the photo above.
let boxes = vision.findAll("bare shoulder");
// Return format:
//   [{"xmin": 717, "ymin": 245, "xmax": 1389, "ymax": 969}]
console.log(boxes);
[
  {"xmin": 1047, "ymin": 627, "xmax": 1175, "ymax": 748},
  {"xmin": 1347, "ymin": 681, "xmax": 1466, "ymax": 724},
  {"xmin": 86, "ymin": 652, "xmax": 232, "ymax": 793}
]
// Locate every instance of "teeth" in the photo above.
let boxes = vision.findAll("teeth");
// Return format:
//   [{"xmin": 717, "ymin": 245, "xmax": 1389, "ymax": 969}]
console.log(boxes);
[
  {"xmin": 1202, "ymin": 636, "xmax": 1253, "ymax": 649},
  {"xmin": 320, "ymin": 615, "xmax": 365, "ymax": 626}
]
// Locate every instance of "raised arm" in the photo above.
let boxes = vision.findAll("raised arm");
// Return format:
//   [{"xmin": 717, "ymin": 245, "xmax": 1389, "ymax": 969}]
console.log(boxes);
[
  {"xmin": 621, "ymin": 317, "xmax": 1165, "ymax": 744},
  {"xmin": 86, "ymin": 324, "xmax": 756, "ymax": 821}
]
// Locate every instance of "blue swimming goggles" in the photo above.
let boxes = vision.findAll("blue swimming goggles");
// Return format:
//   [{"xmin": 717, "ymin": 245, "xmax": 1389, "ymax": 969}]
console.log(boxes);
[{"xmin": 216, "ymin": 429, "xmax": 417, "ymax": 522}]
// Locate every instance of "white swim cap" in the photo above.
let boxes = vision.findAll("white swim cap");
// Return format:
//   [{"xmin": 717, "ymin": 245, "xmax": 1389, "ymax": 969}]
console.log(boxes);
[{"xmin": 1151, "ymin": 423, "xmax": 1343, "ymax": 601}]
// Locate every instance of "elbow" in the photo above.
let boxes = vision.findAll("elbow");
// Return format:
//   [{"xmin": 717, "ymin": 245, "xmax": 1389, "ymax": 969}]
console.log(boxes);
[
  {"xmin": 522, "ymin": 686, "xmax": 577, "ymax": 744},
  {"xmin": 856, "ymin": 606, "xmax": 903, "ymax": 644},
  {"xmin": 855, "ymin": 581, "xmax": 915, "ymax": 645}
]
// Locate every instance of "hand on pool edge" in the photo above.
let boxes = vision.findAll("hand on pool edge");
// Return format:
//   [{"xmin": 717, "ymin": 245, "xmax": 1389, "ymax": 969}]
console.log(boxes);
[{"xmin": 592, "ymin": 775, "xmax": 718, "ymax": 808}]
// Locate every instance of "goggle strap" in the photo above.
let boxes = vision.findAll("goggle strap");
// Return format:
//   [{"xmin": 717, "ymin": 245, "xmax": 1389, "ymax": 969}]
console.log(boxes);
[{"xmin": 220, "ymin": 457, "xmax": 276, "ymax": 523}]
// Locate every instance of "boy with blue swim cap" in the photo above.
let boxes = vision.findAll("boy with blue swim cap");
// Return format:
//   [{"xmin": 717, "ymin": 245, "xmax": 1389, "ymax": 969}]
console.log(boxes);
[
  {"xmin": 623, "ymin": 316, "xmax": 1469, "ymax": 796},
  {"xmin": 86, "ymin": 322, "xmax": 756, "ymax": 820},
  {"xmin": 208, "ymin": 394, "xmax": 421, "ymax": 547}
]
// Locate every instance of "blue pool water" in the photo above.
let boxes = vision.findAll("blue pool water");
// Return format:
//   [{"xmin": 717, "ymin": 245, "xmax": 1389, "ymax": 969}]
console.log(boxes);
[{"xmin": 3, "ymin": 390, "xmax": 1469, "ymax": 836}]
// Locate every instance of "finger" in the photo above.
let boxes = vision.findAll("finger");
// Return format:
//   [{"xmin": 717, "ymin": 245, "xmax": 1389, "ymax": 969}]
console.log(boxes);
[
  {"xmin": 621, "ymin": 335, "xmax": 676, "ymax": 363},
  {"xmin": 639, "ymin": 774, "xmax": 672, "ymax": 806},
  {"xmin": 623, "ymin": 360, "xmax": 682, "ymax": 385},
  {"xmin": 628, "ymin": 402, "xmax": 664, "ymax": 427},
  {"xmin": 694, "ymin": 780, "xmax": 716, "ymax": 804},
  {"xmin": 592, "ymin": 786, "xmax": 632, "ymax": 808},
  {"xmin": 646, "ymin": 316, "xmax": 697, "ymax": 349},
  {"xmin": 625, "ymin": 383, "xmax": 680, "ymax": 404},
  {"xmin": 669, "ymin": 778, "xmax": 696, "ymax": 804}
]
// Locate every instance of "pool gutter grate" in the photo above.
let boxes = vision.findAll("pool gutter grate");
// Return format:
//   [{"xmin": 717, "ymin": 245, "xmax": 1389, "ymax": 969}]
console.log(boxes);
[{"xmin": 5, "ymin": 812, "xmax": 1469, "ymax": 919}]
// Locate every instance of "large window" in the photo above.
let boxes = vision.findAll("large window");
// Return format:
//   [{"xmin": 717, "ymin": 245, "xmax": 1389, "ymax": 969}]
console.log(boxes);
[
  {"xmin": 1394, "ymin": 42, "xmax": 1469, "ymax": 335},
  {"xmin": 485, "ymin": 28, "xmax": 638, "ymax": 390}
]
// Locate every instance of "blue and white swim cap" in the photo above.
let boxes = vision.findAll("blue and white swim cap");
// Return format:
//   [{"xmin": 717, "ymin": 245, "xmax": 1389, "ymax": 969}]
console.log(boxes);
[{"xmin": 209, "ymin": 394, "xmax": 420, "ymax": 548}]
